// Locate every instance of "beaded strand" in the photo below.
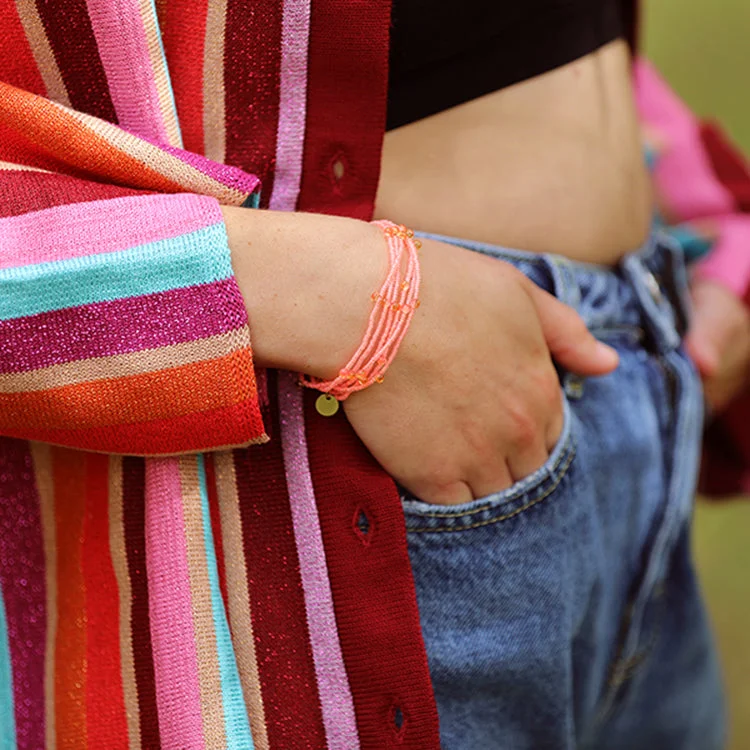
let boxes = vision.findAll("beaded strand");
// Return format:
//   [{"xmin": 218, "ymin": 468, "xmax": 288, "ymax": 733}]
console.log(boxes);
[{"xmin": 300, "ymin": 220, "xmax": 422, "ymax": 402}]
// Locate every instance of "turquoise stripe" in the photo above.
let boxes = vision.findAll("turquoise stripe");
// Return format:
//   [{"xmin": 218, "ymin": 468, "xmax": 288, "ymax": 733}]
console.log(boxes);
[
  {"xmin": 196, "ymin": 456, "xmax": 255, "ymax": 750},
  {"xmin": 0, "ymin": 587, "xmax": 17, "ymax": 750},
  {"xmin": 0, "ymin": 223, "xmax": 233, "ymax": 321}
]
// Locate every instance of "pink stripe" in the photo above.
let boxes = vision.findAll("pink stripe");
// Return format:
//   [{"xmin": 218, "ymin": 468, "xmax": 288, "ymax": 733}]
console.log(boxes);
[
  {"xmin": 268, "ymin": 0, "xmax": 311, "ymax": 211},
  {"xmin": 0, "ymin": 193, "xmax": 221, "ymax": 269},
  {"xmin": 277, "ymin": 372, "xmax": 359, "ymax": 750},
  {"xmin": 159, "ymin": 144, "xmax": 261, "ymax": 196},
  {"xmin": 0, "ymin": 278, "xmax": 247, "ymax": 374},
  {"xmin": 145, "ymin": 458, "xmax": 205, "ymax": 750},
  {"xmin": 85, "ymin": 0, "xmax": 171, "ymax": 143}
]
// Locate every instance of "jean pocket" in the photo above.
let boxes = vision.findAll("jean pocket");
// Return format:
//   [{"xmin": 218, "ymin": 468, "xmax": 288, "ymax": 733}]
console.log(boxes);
[{"xmin": 401, "ymin": 393, "xmax": 577, "ymax": 533}]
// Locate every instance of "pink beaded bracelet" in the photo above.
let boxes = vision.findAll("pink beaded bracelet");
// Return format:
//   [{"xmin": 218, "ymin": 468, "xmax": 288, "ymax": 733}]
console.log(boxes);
[{"xmin": 300, "ymin": 220, "xmax": 422, "ymax": 404}]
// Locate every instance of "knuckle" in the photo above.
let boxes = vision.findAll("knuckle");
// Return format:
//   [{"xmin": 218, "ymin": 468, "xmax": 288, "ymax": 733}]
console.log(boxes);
[{"xmin": 506, "ymin": 403, "xmax": 540, "ymax": 450}]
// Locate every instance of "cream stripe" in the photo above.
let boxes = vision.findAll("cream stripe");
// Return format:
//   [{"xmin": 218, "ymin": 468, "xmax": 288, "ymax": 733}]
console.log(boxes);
[
  {"xmin": 13, "ymin": 0, "xmax": 71, "ymax": 106},
  {"xmin": 108, "ymin": 457, "xmax": 142, "ymax": 750},
  {"xmin": 180, "ymin": 458, "xmax": 227, "ymax": 749},
  {"xmin": 202, "ymin": 0, "xmax": 227, "ymax": 163},
  {"xmin": 0, "ymin": 332, "xmax": 247, "ymax": 393},
  {"xmin": 67, "ymin": 105, "xmax": 252, "ymax": 205},
  {"xmin": 138, "ymin": 0, "xmax": 182, "ymax": 147},
  {"xmin": 214, "ymin": 452, "xmax": 269, "ymax": 750},
  {"xmin": 0, "ymin": 160, "xmax": 52, "ymax": 173},
  {"xmin": 30, "ymin": 443, "xmax": 56, "ymax": 750}
]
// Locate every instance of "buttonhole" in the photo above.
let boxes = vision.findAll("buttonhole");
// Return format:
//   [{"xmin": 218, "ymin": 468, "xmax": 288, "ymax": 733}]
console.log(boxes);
[
  {"xmin": 390, "ymin": 704, "xmax": 406, "ymax": 739},
  {"xmin": 353, "ymin": 507, "xmax": 373, "ymax": 545},
  {"xmin": 332, "ymin": 158, "xmax": 345, "ymax": 181}
]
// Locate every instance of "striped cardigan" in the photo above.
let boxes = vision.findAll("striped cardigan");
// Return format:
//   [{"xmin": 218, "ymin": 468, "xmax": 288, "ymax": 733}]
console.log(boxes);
[
  {"xmin": 2, "ymin": 2, "xmax": 749, "ymax": 749},
  {"xmin": 0, "ymin": 1, "xmax": 442, "ymax": 748}
]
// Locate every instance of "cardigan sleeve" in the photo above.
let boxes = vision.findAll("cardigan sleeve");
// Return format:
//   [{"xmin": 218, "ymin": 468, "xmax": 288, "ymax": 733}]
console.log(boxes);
[
  {"xmin": 634, "ymin": 57, "xmax": 750, "ymax": 299},
  {"xmin": 0, "ymin": 83, "xmax": 267, "ymax": 455}
]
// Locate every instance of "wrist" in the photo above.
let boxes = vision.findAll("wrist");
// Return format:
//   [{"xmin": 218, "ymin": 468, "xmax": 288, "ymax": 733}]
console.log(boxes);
[{"xmin": 222, "ymin": 206, "xmax": 387, "ymax": 378}]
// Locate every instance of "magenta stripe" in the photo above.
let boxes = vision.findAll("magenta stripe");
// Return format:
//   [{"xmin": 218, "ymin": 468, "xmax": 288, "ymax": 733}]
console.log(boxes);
[
  {"xmin": 159, "ymin": 145, "xmax": 261, "ymax": 196},
  {"xmin": 0, "ymin": 438, "xmax": 46, "ymax": 750},
  {"xmin": 268, "ymin": 0, "xmax": 311, "ymax": 211},
  {"xmin": 145, "ymin": 458, "xmax": 205, "ymax": 750},
  {"xmin": 277, "ymin": 372, "xmax": 359, "ymax": 750},
  {"xmin": 85, "ymin": 0, "xmax": 171, "ymax": 144},
  {"xmin": 0, "ymin": 278, "xmax": 247, "ymax": 374},
  {"xmin": 0, "ymin": 193, "xmax": 221, "ymax": 269}
]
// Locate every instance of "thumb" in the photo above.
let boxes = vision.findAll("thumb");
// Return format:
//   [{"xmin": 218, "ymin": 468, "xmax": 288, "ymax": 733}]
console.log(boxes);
[
  {"xmin": 526, "ymin": 282, "xmax": 619, "ymax": 376},
  {"xmin": 685, "ymin": 329, "xmax": 720, "ymax": 378}
]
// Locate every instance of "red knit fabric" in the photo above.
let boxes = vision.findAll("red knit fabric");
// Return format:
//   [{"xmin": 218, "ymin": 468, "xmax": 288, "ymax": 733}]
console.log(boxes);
[
  {"xmin": 0, "ymin": 0, "xmax": 46, "ymax": 95},
  {"xmin": 696, "ymin": 121, "xmax": 750, "ymax": 496},
  {"xmin": 223, "ymin": 0, "xmax": 282, "ymax": 204},
  {"xmin": 233, "ymin": 374, "xmax": 328, "ymax": 749},
  {"xmin": 122, "ymin": 457, "xmax": 162, "ymax": 749},
  {"xmin": 297, "ymin": 0, "xmax": 391, "ymax": 219},
  {"xmin": 159, "ymin": 0, "xmax": 210, "ymax": 156},
  {"xmin": 305, "ymin": 396, "xmax": 442, "ymax": 749},
  {"xmin": 295, "ymin": 0, "xmax": 441, "ymax": 744},
  {"xmin": 34, "ymin": 0, "xmax": 117, "ymax": 122},
  {"xmin": 700, "ymin": 122, "xmax": 750, "ymax": 215}
]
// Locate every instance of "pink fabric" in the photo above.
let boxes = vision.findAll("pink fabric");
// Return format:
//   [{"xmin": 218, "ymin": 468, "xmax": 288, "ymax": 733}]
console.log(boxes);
[
  {"xmin": 86, "ymin": 0, "xmax": 173, "ymax": 145},
  {"xmin": 278, "ymin": 372, "xmax": 360, "ymax": 750},
  {"xmin": 268, "ymin": 0, "xmax": 311, "ymax": 211},
  {"xmin": 635, "ymin": 57, "xmax": 750, "ymax": 299},
  {"xmin": 634, "ymin": 58, "xmax": 734, "ymax": 220},
  {"xmin": 0, "ymin": 279, "xmax": 246, "ymax": 374},
  {"xmin": 158, "ymin": 144, "xmax": 262, "ymax": 195},
  {"xmin": 0, "ymin": 440, "xmax": 46, "ymax": 750},
  {"xmin": 693, "ymin": 215, "xmax": 750, "ymax": 297},
  {"xmin": 0, "ymin": 194, "xmax": 221, "ymax": 268},
  {"xmin": 145, "ymin": 459, "xmax": 204, "ymax": 750}
]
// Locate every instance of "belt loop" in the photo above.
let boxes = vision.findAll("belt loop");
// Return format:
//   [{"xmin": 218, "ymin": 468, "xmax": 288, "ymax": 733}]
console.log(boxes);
[{"xmin": 545, "ymin": 256, "xmax": 581, "ymax": 309}]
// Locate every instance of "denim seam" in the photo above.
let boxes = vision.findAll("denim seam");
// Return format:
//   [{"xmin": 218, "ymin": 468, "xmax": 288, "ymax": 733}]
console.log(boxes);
[{"xmin": 407, "ymin": 445, "xmax": 576, "ymax": 533}]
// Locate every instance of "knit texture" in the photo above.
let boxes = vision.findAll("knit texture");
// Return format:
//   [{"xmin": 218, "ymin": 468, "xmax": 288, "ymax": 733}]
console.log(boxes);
[{"xmin": 0, "ymin": 0, "xmax": 441, "ymax": 748}]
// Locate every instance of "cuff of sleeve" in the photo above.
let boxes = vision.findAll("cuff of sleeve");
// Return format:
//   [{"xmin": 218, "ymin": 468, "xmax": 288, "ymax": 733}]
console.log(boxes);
[{"xmin": 0, "ymin": 193, "xmax": 267, "ymax": 454}]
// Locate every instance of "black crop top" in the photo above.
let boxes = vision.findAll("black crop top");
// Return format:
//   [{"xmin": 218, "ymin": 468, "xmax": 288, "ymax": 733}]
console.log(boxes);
[{"xmin": 387, "ymin": 0, "xmax": 625, "ymax": 130}]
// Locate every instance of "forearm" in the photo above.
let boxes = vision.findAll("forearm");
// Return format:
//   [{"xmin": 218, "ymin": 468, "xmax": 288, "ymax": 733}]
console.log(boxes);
[{"xmin": 221, "ymin": 206, "xmax": 387, "ymax": 379}]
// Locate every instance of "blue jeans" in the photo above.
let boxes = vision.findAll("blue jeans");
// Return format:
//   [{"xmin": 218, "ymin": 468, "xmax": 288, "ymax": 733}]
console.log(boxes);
[{"xmin": 403, "ymin": 233, "xmax": 726, "ymax": 749}]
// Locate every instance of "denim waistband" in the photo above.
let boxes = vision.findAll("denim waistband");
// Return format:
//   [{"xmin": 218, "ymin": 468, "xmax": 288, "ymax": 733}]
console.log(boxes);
[{"xmin": 415, "ymin": 230, "xmax": 691, "ymax": 355}]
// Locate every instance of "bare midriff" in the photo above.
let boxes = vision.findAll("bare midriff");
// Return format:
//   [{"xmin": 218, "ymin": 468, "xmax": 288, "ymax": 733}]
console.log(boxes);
[{"xmin": 375, "ymin": 39, "xmax": 653, "ymax": 265}]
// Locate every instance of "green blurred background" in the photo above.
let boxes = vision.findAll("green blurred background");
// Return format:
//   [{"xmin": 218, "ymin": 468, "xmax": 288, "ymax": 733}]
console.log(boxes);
[{"xmin": 645, "ymin": 3, "xmax": 750, "ymax": 748}]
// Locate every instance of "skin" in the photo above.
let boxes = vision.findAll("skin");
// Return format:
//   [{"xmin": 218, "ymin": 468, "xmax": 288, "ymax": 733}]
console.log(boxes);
[
  {"xmin": 687, "ymin": 280, "xmax": 750, "ymax": 412},
  {"xmin": 222, "ymin": 39, "xmax": 656, "ymax": 505}
]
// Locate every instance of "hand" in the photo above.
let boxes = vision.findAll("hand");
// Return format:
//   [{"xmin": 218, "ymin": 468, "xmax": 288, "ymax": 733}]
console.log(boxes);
[
  {"xmin": 344, "ymin": 238, "xmax": 618, "ymax": 505},
  {"xmin": 686, "ymin": 279, "xmax": 750, "ymax": 413}
]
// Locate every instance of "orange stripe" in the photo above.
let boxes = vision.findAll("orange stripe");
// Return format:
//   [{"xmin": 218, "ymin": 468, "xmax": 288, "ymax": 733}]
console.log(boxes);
[
  {"xmin": 0, "ymin": 349, "xmax": 254, "ymax": 431},
  {"xmin": 83, "ymin": 453, "xmax": 129, "ymax": 748},
  {"xmin": 52, "ymin": 448, "xmax": 87, "ymax": 750},
  {"xmin": 10, "ymin": 401, "xmax": 268, "ymax": 457},
  {"xmin": 0, "ymin": 82, "xmax": 184, "ymax": 192}
]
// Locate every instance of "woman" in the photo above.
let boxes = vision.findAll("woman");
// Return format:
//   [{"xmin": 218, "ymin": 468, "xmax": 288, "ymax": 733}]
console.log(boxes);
[{"xmin": 0, "ymin": 0, "xmax": 733, "ymax": 748}]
